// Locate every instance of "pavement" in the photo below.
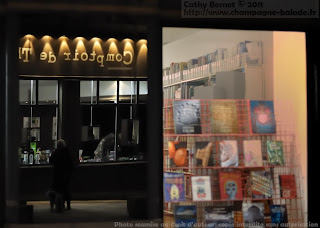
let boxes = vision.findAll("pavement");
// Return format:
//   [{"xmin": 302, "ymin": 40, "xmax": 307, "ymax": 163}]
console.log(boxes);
[{"xmin": 4, "ymin": 200, "xmax": 162, "ymax": 228}]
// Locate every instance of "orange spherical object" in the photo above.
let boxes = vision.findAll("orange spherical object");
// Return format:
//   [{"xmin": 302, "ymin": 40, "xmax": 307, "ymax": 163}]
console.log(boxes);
[
  {"xmin": 168, "ymin": 141, "xmax": 177, "ymax": 159},
  {"xmin": 174, "ymin": 148, "xmax": 187, "ymax": 167}
]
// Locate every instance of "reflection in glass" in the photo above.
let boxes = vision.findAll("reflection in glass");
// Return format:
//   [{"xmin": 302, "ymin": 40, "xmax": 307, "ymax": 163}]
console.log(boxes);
[
  {"xmin": 119, "ymin": 81, "xmax": 137, "ymax": 104},
  {"xmin": 80, "ymin": 80, "xmax": 97, "ymax": 104},
  {"xmin": 19, "ymin": 80, "xmax": 36, "ymax": 105},
  {"xmin": 38, "ymin": 80, "xmax": 58, "ymax": 105},
  {"xmin": 99, "ymin": 81, "xmax": 117, "ymax": 103}
]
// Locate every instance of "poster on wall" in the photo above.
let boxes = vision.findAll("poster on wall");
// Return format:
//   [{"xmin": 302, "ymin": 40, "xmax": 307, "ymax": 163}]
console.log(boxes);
[{"xmin": 23, "ymin": 117, "xmax": 40, "ymax": 128}]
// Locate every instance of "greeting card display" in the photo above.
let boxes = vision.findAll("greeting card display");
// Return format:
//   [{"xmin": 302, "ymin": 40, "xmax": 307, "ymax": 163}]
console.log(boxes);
[
  {"xmin": 205, "ymin": 206, "xmax": 234, "ymax": 228},
  {"xmin": 270, "ymin": 205, "xmax": 288, "ymax": 226},
  {"xmin": 173, "ymin": 100, "xmax": 201, "ymax": 134},
  {"xmin": 211, "ymin": 100, "xmax": 239, "ymax": 134},
  {"xmin": 163, "ymin": 172, "xmax": 186, "ymax": 202},
  {"xmin": 279, "ymin": 174, "xmax": 297, "ymax": 199},
  {"xmin": 250, "ymin": 100, "xmax": 276, "ymax": 134},
  {"xmin": 219, "ymin": 140, "xmax": 239, "ymax": 167},
  {"xmin": 243, "ymin": 140, "xmax": 263, "ymax": 167},
  {"xmin": 174, "ymin": 205, "xmax": 197, "ymax": 228},
  {"xmin": 191, "ymin": 176, "xmax": 212, "ymax": 201},
  {"xmin": 242, "ymin": 202, "xmax": 265, "ymax": 228},
  {"xmin": 168, "ymin": 141, "xmax": 188, "ymax": 167},
  {"xmin": 219, "ymin": 171, "xmax": 243, "ymax": 200},
  {"xmin": 267, "ymin": 141, "xmax": 285, "ymax": 165},
  {"xmin": 195, "ymin": 141, "xmax": 214, "ymax": 167},
  {"xmin": 250, "ymin": 171, "xmax": 273, "ymax": 199}
]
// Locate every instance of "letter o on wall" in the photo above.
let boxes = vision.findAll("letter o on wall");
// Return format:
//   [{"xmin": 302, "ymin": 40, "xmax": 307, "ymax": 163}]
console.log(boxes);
[
  {"xmin": 81, "ymin": 52, "xmax": 89, "ymax": 61},
  {"xmin": 116, "ymin": 53, "xmax": 123, "ymax": 62}
]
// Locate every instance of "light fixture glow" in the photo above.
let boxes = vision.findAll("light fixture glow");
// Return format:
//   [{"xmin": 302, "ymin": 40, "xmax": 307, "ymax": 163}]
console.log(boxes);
[
  {"xmin": 59, "ymin": 40, "xmax": 70, "ymax": 56},
  {"xmin": 76, "ymin": 40, "xmax": 87, "ymax": 53},
  {"xmin": 92, "ymin": 41, "xmax": 103, "ymax": 55},
  {"xmin": 109, "ymin": 41, "xmax": 119, "ymax": 54},
  {"xmin": 43, "ymin": 42, "xmax": 54, "ymax": 53}
]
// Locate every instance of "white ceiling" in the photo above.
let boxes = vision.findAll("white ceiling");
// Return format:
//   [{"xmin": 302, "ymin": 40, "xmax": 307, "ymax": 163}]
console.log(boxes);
[
  {"xmin": 162, "ymin": 27, "xmax": 200, "ymax": 45},
  {"xmin": 162, "ymin": 27, "xmax": 272, "ymax": 46}
]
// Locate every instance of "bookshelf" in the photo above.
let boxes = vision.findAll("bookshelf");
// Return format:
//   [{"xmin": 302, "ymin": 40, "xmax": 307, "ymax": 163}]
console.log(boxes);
[
  {"xmin": 162, "ymin": 99, "xmax": 304, "ymax": 228},
  {"xmin": 163, "ymin": 53, "xmax": 264, "ymax": 100}
]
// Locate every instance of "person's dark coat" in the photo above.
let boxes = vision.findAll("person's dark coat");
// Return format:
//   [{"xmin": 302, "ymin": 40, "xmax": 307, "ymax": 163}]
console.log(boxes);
[{"xmin": 49, "ymin": 146, "xmax": 73, "ymax": 195}]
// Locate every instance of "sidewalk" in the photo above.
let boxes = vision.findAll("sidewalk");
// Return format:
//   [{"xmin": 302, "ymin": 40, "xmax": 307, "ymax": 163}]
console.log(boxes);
[{"xmin": 4, "ymin": 200, "xmax": 162, "ymax": 228}]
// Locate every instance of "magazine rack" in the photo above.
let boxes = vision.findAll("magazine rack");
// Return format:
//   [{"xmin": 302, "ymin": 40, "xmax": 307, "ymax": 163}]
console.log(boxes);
[{"xmin": 163, "ymin": 99, "xmax": 304, "ymax": 227}]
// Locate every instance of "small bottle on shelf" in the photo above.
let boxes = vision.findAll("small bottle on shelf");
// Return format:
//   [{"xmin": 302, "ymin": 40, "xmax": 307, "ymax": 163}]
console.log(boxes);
[
  {"xmin": 28, "ymin": 149, "xmax": 34, "ymax": 165},
  {"xmin": 23, "ymin": 147, "xmax": 28, "ymax": 165}
]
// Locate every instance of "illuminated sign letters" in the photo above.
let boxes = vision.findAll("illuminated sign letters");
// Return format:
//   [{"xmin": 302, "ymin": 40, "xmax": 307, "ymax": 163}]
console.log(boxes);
[
  {"xmin": 19, "ymin": 47, "xmax": 134, "ymax": 67},
  {"xmin": 19, "ymin": 35, "xmax": 147, "ymax": 77}
]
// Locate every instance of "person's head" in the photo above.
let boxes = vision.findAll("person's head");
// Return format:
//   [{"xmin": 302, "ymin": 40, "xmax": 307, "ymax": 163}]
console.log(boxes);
[{"xmin": 57, "ymin": 139, "xmax": 67, "ymax": 150}]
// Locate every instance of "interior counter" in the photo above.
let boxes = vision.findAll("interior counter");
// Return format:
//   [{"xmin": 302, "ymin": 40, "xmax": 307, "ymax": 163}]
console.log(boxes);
[{"xmin": 20, "ymin": 161, "xmax": 147, "ymax": 201}]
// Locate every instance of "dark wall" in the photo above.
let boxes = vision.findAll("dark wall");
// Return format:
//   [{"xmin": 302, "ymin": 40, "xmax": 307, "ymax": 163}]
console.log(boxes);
[
  {"xmin": 306, "ymin": 30, "xmax": 320, "ymax": 225},
  {"xmin": 146, "ymin": 18, "xmax": 163, "ymax": 219},
  {"xmin": 5, "ymin": 13, "xmax": 20, "ymax": 222},
  {"xmin": 0, "ymin": 14, "xmax": 6, "ymax": 228}
]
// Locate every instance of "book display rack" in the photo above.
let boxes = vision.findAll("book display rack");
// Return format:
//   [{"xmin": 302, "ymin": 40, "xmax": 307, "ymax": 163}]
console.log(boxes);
[{"xmin": 163, "ymin": 99, "xmax": 304, "ymax": 228}]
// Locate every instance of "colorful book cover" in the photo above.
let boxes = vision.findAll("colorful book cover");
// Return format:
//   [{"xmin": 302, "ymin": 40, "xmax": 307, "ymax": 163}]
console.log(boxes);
[
  {"xmin": 163, "ymin": 172, "xmax": 186, "ymax": 202},
  {"xmin": 211, "ymin": 100, "xmax": 239, "ymax": 134},
  {"xmin": 243, "ymin": 140, "xmax": 263, "ymax": 167},
  {"xmin": 250, "ymin": 100, "xmax": 276, "ymax": 134},
  {"xmin": 219, "ymin": 140, "xmax": 239, "ymax": 167},
  {"xmin": 219, "ymin": 171, "xmax": 243, "ymax": 200},
  {"xmin": 173, "ymin": 100, "xmax": 201, "ymax": 134},
  {"xmin": 195, "ymin": 141, "xmax": 214, "ymax": 167},
  {"xmin": 205, "ymin": 206, "xmax": 234, "ymax": 228},
  {"xmin": 270, "ymin": 205, "xmax": 288, "ymax": 226},
  {"xmin": 279, "ymin": 175, "xmax": 297, "ymax": 199},
  {"xmin": 191, "ymin": 176, "xmax": 212, "ymax": 201},
  {"xmin": 267, "ymin": 141, "xmax": 285, "ymax": 165},
  {"xmin": 174, "ymin": 205, "xmax": 197, "ymax": 228},
  {"xmin": 168, "ymin": 141, "xmax": 188, "ymax": 167},
  {"xmin": 250, "ymin": 171, "xmax": 273, "ymax": 199},
  {"xmin": 234, "ymin": 210, "xmax": 244, "ymax": 228},
  {"xmin": 242, "ymin": 202, "xmax": 265, "ymax": 228}
]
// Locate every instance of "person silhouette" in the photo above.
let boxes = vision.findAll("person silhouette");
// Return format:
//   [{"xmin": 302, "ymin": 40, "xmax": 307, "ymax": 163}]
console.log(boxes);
[{"xmin": 49, "ymin": 139, "xmax": 74, "ymax": 211}]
